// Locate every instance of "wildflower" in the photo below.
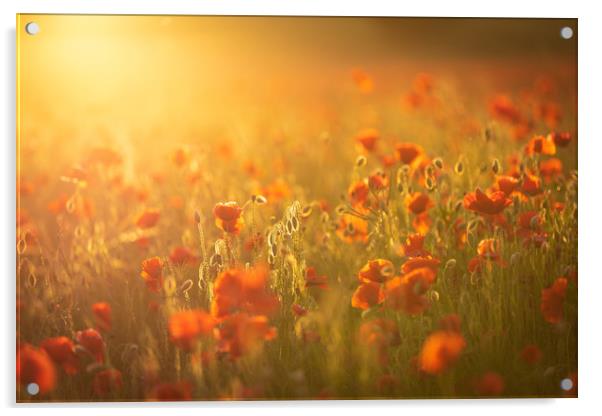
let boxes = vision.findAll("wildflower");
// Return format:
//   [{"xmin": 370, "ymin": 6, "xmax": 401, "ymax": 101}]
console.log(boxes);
[
  {"xmin": 336, "ymin": 214, "xmax": 368, "ymax": 244},
  {"xmin": 541, "ymin": 277, "xmax": 568, "ymax": 324},
  {"xmin": 215, "ymin": 313, "xmax": 277, "ymax": 360},
  {"xmin": 489, "ymin": 95, "xmax": 521, "ymax": 124},
  {"xmin": 17, "ymin": 344, "xmax": 57, "ymax": 395},
  {"xmin": 136, "ymin": 209, "xmax": 160, "ymax": 229},
  {"xmin": 524, "ymin": 134, "xmax": 556, "ymax": 156},
  {"xmin": 400, "ymin": 233, "xmax": 429, "ymax": 257},
  {"xmin": 92, "ymin": 302, "xmax": 112, "ymax": 332},
  {"xmin": 41, "ymin": 336, "xmax": 80, "ymax": 375},
  {"xmin": 551, "ymin": 131, "xmax": 572, "ymax": 147},
  {"xmin": 358, "ymin": 259, "xmax": 395, "ymax": 283},
  {"xmin": 368, "ymin": 171, "xmax": 388, "ymax": 191},
  {"xmin": 474, "ymin": 372, "xmax": 505, "ymax": 396},
  {"xmin": 401, "ymin": 256, "xmax": 440, "ymax": 277},
  {"xmin": 140, "ymin": 256, "xmax": 164, "ymax": 293},
  {"xmin": 211, "ymin": 265, "xmax": 279, "ymax": 318},
  {"xmin": 168, "ymin": 309, "xmax": 215, "ymax": 351},
  {"xmin": 463, "ymin": 188, "xmax": 512, "ymax": 216},
  {"xmin": 169, "ymin": 246, "xmax": 198, "ymax": 266},
  {"xmin": 148, "ymin": 381, "xmax": 193, "ymax": 401},
  {"xmin": 521, "ymin": 173, "xmax": 543, "ymax": 196},
  {"xmin": 213, "ymin": 201, "xmax": 244, "ymax": 234},
  {"xmin": 418, "ymin": 330, "xmax": 466, "ymax": 374},
  {"xmin": 359, "ymin": 318, "xmax": 400, "ymax": 365},
  {"xmin": 405, "ymin": 192, "xmax": 433, "ymax": 215},
  {"xmin": 539, "ymin": 158, "xmax": 563, "ymax": 181},
  {"xmin": 92, "ymin": 369, "xmax": 123, "ymax": 396},
  {"xmin": 384, "ymin": 267, "xmax": 435, "ymax": 315},
  {"xmin": 355, "ymin": 128, "xmax": 379, "ymax": 151},
  {"xmin": 520, "ymin": 344, "xmax": 543, "ymax": 365},
  {"xmin": 348, "ymin": 180, "xmax": 370, "ymax": 207},
  {"xmin": 351, "ymin": 69, "xmax": 374, "ymax": 93},
  {"xmin": 496, "ymin": 175, "xmax": 520, "ymax": 196},
  {"xmin": 395, "ymin": 143, "xmax": 424, "ymax": 165},
  {"xmin": 75, "ymin": 328, "xmax": 105, "ymax": 363},
  {"xmin": 351, "ymin": 282, "xmax": 384, "ymax": 310},
  {"xmin": 305, "ymin": 267, "xmax": 328, "ymax": 289}
]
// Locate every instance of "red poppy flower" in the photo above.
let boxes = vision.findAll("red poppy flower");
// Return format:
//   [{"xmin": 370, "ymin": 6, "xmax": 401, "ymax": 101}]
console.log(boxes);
[
  {"xmin": 348, "ymin": 180, "xmax": 370, "ymax": 207},
  {"xmin": 213, "ymin": 201, "xmax": 244, "ymax": 234},
  {"xmin": 405, "ymin": 192, "xmax": 433, "ymax": 215},
  {"xmin": 336, "ymin": 214, "xmax": 369, "ymax": 244},
  {"xmin": 474, "ymin": 372, "xmax": 505, "ymax": 396},
  {"xmin": 551, "ymin": 131, "xmax": 572, "ymax": 147},
  {"xmin": 168, "ymin": 309, "xmax": 216, "ymax": 351},
  {"xmin": 524, "ymin": 135, "xmax": 556, "ymax": 156},
  {"xmin": 521, "ymin": 173, "xmax": 542, "ymax": 196},
  {"xmin": 92, "ymin": 368, "xmax": 123, "ymax": 396},
  {"xmin": 305, "ymin": 267, "xmax": 328, "ymax": 289},
  {"xmin": 92, "ymin": 302, "xmax": 112, "ymax": 332},
  {"xmin": 520, "ymin": 344, "xmax": 543, "ymax": 365},
  {"xmin": 384, "ymin": 267, "xmax": 434, "ymax": 315},
  {"xmin": 496, "ymin": 175, "xmax": 520, "ymax": 196},
  {"xmin": 418, "ymin": 331, "xmax": 466, "ymax": 375},
  {"xmin": 358, "ymin": 259, "xmax": 395, "ymax": 283},
  {"xmin": 355, "ymin": 128, "xmax": 379, "ymax": 151},
  {"xmin": 541, "ymin": 277, "xmax": 568, "ymax": 324},
  {"xmin": 401, "ymin": 256, "xmax": 440, "ymax": 277},
  {"xmin": 215, "ymin": 313, "xmax": 277, "ymax": 359},
  {"xmin": 169, "ymin": 246, "xmax": 198, "ymax": 266},
  {"xmin": 489, "ymin": 95, "xmax": 521, "ymax": 124},
  {"xmin": 41, "ymin": 336, "xmax": 80, "ymax": 375},
  {"xmin": 140, "ymin": 256, "xmax": 164, "ymax": 293},
  {"xmin": 463, "ymin": 188, "xmax": 512, "ymax": 216},
  {"xmin": 539, "ymin": 158, "xmax": 563, "ymax": 181},
  {"xmin": 351, "ymin": 282, "xmax": 384, "ymax": 310},
  {"xmin": 17, "ymin": 344, "xmax": 57, "ymax": 395},
  {"xmin": 136, "ymin": 209, "xmax": 160, "ymax": 229},
  {"xmin": 148, "ymin": 381, "xmax": 193, "ymax": 401},
  {"xmin": 400, "ymin": 233, "xmax": 429, "ymax": 258},
  {"xmin": 395, "ymin": 143, "xmax": 424, "ymax": 165},
  {"xmin": 75, "ymin": 328, "xmax": 105, "ymax": 363}
]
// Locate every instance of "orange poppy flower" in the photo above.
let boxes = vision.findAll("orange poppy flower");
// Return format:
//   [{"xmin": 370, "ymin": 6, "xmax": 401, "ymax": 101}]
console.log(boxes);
[
  {"xmin": 92, "ymin": 368, "xmax": 123, "ymax": 397},
  {"xmin": 520, "ymin": 344, "xmax": 543, "ymax": 365},
  {"xmin": 521, "ymin": 173, "xmax": 542, "ymax": 196},
  {"xmin": 368, "ymin": 171, "xmax": 388, "ymax": 191},
  {"xmin": 541, "ymin": 277, "xmax": 568, "ymax": 324},
  {"xmin": 351, "ymin": 282, "xmax": 384, "ymax": 310},
  {"xmin": 336, "ymin": 214, "xmax": 369, "ymax": 244},
  {"xmin": 351, "ymin": 68, "xmax": 374, "ymax": 93},
  {"xmin": 211, "ymin": 265, "xmax": 279, "ymax": 318},
  {"xmin": 489, "ymin": 95, "xmax": 521, "ymax": 124},
  {"xmin": 381, "ymin": 154, "xmax": 397, "ymax": 168},
  {"xmin": 172, "ymin": 147, "xmax": 189, "ymax": 167},
  {"xmin": 348, "ymin": 180, "xmax": 370, "ymax": 207},
  {"xmin": 136, "ymin": 209, "xmax": 160, "ymax": 229},
  {"xmin": 305, "ymin": 267, "xmax": 328, "ymax": 289},
  {"xmin": 384, "ymin": 268, "xmax": 434, "ymax": 315},
  {"xmin": 401, "ymin": 256, "xmax": 440, "ymax": 277},
  {"xmin": 412, "ymin": 212, "xmax": 432, "ymax": 234},
  {"xmin": 400, "ymin": 233, "xmax": 429, "ymax": 257},
  {"xmin": 169, "ymin": 246, "xmax": 198, "ymax": 266},
  {"xmin": 17, "ymin": 344, "xmax": 57, "ymax": 395},
  {"xmin": 496, "ymin": 175, "xmax": 520, "ymax": 196},
  {"xmin": 41, "ymin": 336, "xmax": 80, "ymax": 375},
  {"xmin": 358, "ymin": 259, "xmax": 395, "ymax": 283},
  {"xmin": 524, "ymin": 134, "xmax": 556, "ymax": 156},
  {"xmin": 148, "ymin": 381, "xmax": 193, "ymax": 401},
  {"xmin": 418, "ymin": 331, "xmax": 466, "ymax": 374},
  {"xmin": 168, "ymin": 309, "xmax": 216, "ymax": 351},
  {"xmin": 261, "ymin": 178, "xmax": 291, "ymax": 203},
  {"xmin": 213, "ymin": 201, "xmax": 244, "ymax": 234},
  {"xmin": 477, "ymin": 238, "xmax": 501, "ymax": 261},
  {"xmin": 405, "ymin": 192, "xmax": 433, "ymax": 215},
  {"xmin": 551, "ymin": 131, "xmax": 572, "ymax": 147},
  {"xmin": 355, "ymin": 128, "xmax": 379, "ymax": 152},
  {"xmin": 75, "ymin": 328, "xmax": 105, "ymax": 363},
  {"xmin": 539, "ymin": 158, "xmax": 563, "ymax": 181},
  {"xmin": 215, "ymin": 313, "xmax": 277, "ymax": 359},
  {"xmin": 92, "ymin": 302, "xmax": 112, "ymax": 332},
  {"xmin": 395, "ymin": 143, "xmax": 424, "ymax": 165},
  {"xmin": 463, "ymin": 188, "xmax": 512, "ymax": 216},
  {"xmin": 474, "ymin": 372, "xmax": 505, "ymax": 396},
  {"xmin": 140, "ymin": 256, "xmax": 164, "ymax": 293}
]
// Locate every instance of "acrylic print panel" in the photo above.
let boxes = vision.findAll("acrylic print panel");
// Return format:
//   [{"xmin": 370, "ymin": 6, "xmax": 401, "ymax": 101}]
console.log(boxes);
[{"xmin": 16, "ymin": 14, "xmax": 577, "ymax": 402}]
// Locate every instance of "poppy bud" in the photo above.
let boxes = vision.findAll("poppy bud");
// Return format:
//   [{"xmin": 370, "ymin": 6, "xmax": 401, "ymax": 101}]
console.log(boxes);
[
  {"xmin": 492, "ymin": 159, "xmax": 500, "ymax": 174},
  {"xmin": 194, "ymin": 210, "xmax": 201, "ymax": 224},
  {"xmin": 433, "ymin": 158, "xmax": 444, "ymax": 170},
  {"xmin": 355, "ymin": 155, "xmax": 367, "ymax": 168},
  {"xmin": 454, "ymin": 161, "xmax": 464, "ymax": 175}
]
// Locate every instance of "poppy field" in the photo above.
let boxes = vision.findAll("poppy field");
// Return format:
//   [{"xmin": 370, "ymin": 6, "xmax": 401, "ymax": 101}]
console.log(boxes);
[{"xmin": 16, "ymin": 16, "xmax": 577, "ymax": 401}]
